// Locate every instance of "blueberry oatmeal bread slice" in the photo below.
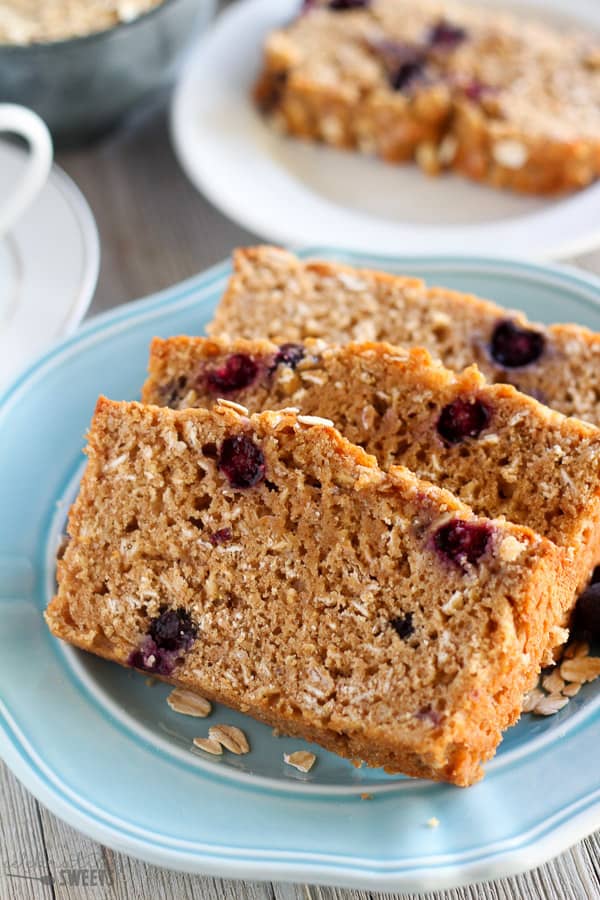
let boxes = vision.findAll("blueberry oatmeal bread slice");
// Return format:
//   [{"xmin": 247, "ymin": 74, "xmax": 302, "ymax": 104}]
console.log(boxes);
[
  {"xmin": 209, "ymin": 247, "xmax": 600, "ymax": 427},
  {"xmin": 256, "ymin": 0, "xmax": 452, "ymax": 166},
  {"xmin": 46, "ymin": 398, "xmax": 571, "ymax": 786},
  {"xmin": 143, "ymin": 335, "xmax": 600, "ymax": 596},
  {"xmin": 256, "ymin": 0, "xmax": 600, "ymax": 194}
]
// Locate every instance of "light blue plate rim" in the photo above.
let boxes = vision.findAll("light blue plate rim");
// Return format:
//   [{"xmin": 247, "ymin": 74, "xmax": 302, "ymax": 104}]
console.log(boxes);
[{"xmin": 1, "ymin": 248, "xmax": 599, "ymax": 891}]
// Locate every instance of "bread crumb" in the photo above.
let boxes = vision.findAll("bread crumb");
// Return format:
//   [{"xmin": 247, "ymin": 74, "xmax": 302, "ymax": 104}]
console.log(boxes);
[{"xmin": 498, "ymin": 535, "xmax": 526, "ymax": 562}]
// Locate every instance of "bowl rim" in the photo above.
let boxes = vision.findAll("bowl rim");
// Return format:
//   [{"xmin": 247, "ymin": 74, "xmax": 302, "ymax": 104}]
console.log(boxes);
[{"xmin": 0, "ymin": 0, "xmax": 189, "ymax": 53}]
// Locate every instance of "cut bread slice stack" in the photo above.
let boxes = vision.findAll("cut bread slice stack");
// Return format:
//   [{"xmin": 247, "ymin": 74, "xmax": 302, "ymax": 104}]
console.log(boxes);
[{"xmin": 45, "ymin": 245, "xmax": 600, "ymax": 786}]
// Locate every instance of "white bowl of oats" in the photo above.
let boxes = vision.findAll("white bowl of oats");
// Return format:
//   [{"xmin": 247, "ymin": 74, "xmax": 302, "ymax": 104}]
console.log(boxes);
[{"xmin": 0, "ymin": 0, "xmax": 216, "ymax": 145}]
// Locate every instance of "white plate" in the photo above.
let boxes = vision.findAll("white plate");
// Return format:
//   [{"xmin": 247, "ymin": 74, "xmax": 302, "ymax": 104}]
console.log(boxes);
[
  {"xmin": 0, "ymin": 142, "xmax": 99, "ymax": 389},
  {"xmin": 171, "ymin": 0, "xmax": 600, "ymax": 260}
]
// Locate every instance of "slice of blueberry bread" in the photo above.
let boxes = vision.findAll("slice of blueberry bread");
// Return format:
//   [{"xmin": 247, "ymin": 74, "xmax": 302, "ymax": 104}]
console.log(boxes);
[
  {"xmin": 208, "ymin": 247, "xmax": 600, "ymax": 428},
  {"xmin": 46, "ymin": 398, "xmax": 571, "ymax": 786},
  {"xmin": 143, "ymin": 335, "xmax": 600, "ymax": 591},
  {"xmin": 256, "ymin": 0, "xmax": 600, "ymax": 194}
]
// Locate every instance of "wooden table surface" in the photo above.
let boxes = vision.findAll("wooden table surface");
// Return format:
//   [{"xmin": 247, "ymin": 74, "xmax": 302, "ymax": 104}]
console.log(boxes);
[{"xmin": 2, "ymin": 84, "xmax": 600, "ymax": 900}]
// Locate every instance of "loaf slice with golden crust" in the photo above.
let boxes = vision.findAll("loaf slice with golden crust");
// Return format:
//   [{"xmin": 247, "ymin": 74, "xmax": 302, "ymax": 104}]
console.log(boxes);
[
  {"xmin": 208, "ymin": 246, "xmax": 600, "ymax": 428},
  {"xmin": 256, "ymin": 0, "xmax": 600, "ymax": 194},
  {"xmin": 47, "ymin": 397, "xmax": 571, "ymax": 786}
]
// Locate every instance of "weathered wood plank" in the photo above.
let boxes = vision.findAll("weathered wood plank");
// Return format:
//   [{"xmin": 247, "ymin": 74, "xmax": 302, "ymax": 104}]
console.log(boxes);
[
  {"xmin": 37, "ymin": 803, "xmax": 116, "ymax": 900},
  {"xmin": 0, "ymin": 762, "xmax": 53, "ymax": 900},
  {"xmin": 581, "ymin": 832, "xmax": 600, "ymax": 887}
]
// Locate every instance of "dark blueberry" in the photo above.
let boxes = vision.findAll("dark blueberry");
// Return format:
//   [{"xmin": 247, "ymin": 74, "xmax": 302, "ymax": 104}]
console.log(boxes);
[
  {"xmin": 490, "ymin": 320, "xmax": 545, "ymax": 368},
  {"xmin": 210, "ymin": 527, "xmax": 233, "ymax": 546},
  {"xmin": 153, "ymin": 653, "xmax": 177, "ymax": 676},
  {"xmin": 434, "ymin": 519, "xmax": 492, "ymax": 568},
  {"xmin": 573, "ymin": 582, "xmax": 600, "ymax": 639},
  {"xmin": 371, "ymin": 39, "xmax": 427, "ymax": 92},
  {"xmin": 128, "ymin": 641, "xmax": 155, "ymax": 671},
  {"xmin": 428, "ymin": 20, "xmax": 467, "ymax": 49},
  {"xmin": 271, "ymin": 343, "xmax": 305, "ymax": 371},
  {"xmin": 390, "ymin": 59, "xmax": 425, "ymax": 91},
  {"xmin": 218, "ymin": 434, "xmax": 266, "ymax": 488},
  {"xmin": 437, "ymin": 397, "xmax": 491, "ymax": 444},
  {"xmin": 206, "ymin": 354, "xmax": 258, "ymax": 394},
  {"xmin": 128, "ymin": 609, "xmax": 197, "ymax": 676},
  {"xmin": 128, "ymin": 639, "xmax": 176, "ymax": 676},
  {"xmin": 328, "ymin": 0, "xmax": 369, "ymax": 9},
  {"xmin": 591, "ymin": 565, "xmax": 600, "ymax": 584},
  {"xmin": 391, "ymin": 612, "xmax": 414, "ymax": 639},
  {"xmin": 415, "ymin": 706, "xmax": 442, "ymax": 726},
  {"xmin": 149, "ymin": 608, "xmax": 197, "ymax": 653},
  {"xmin": 462, "ymin": 79, "xmax": 490, "ymax": 102},
  {"xmin": 158, "ymin": 375, "xmax": 188, "ymax": 408}
]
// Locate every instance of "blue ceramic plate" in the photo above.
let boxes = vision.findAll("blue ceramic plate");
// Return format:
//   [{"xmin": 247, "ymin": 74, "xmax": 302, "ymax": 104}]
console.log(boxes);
[{"xmin": 1, "ymin": 250, "xmax": 599, "ymax": 892}]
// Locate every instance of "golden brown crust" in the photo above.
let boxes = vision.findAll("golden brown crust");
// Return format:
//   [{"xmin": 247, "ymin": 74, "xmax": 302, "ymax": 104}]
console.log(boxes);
[{"xmin": 451, "ymin": 101, "xmax": 600, "ymax": 194}]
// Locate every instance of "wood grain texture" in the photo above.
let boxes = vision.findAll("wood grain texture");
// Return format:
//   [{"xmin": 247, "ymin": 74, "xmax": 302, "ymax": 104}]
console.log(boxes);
[
  {"xmin": 0, "ymin": 763, "xmax": 53, "ymax": 900},
  {"xmin": 2, "ymin": 22, "xmax": 600, "ymax": 897}
]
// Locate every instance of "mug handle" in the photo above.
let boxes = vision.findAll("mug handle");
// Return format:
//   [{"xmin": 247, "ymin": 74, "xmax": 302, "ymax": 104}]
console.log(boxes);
[{"xmin": 0, "ymin": 104, "xmax": 53, "ymax": 237}]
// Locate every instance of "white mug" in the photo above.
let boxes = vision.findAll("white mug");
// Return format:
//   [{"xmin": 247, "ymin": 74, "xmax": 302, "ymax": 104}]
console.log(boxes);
[{"xmin": 0, "ymin": 104, "xmax": 53, "ymax": 238}]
